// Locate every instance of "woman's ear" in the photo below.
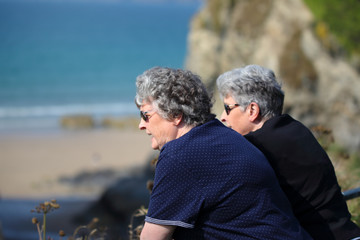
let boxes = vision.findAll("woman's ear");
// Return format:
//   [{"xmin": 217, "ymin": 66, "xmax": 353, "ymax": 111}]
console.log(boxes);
[
  {"xmin": 173, "ymin": 114, "xmax": 183, "ymax": 126},
  {"xmin": 248, "ymin": 102, "xmax": 261, "ymax": 122}
]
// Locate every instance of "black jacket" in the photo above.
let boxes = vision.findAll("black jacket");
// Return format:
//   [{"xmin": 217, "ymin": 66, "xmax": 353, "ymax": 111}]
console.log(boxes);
[{"xmin": 245, "ymin": 114, "xmax": 360, "ymax": 240}]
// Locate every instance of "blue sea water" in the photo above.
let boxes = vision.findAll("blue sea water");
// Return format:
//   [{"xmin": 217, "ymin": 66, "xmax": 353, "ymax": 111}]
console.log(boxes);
[{"xmin": 0, "ymin": 0, "xmax": 202, "ymax": 133}]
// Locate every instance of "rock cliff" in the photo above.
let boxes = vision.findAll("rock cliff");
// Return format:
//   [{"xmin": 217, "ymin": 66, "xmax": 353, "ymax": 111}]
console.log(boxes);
[{"xmin": 185, "ymin": 0, "xmax": 360, "ymax": 151}]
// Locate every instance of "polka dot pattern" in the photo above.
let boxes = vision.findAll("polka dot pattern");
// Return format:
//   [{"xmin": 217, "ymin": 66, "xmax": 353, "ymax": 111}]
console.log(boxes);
[{"xmin": 146, "ymin": 119, "xmax": 311, "ymax": 239}]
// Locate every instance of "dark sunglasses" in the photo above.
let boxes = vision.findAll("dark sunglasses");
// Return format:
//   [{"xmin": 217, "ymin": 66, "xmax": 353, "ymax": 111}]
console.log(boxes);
[
  {"xmin": 224, "ymin": 103, "xmax": 240, "ymax": 115},
  {"xmin": 140, "ymin": 110, "xmax": 155, "ymax": 122}
]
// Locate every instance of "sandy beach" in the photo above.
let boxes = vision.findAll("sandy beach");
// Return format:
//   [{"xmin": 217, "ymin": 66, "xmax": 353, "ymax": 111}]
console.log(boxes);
[
  {"xmin": 1, "ymin": 126, "xmax": 360, "ymax": 240},
  {"xmin": 0, "ymin": 128, "xmax": 155, "ymax": 199}
]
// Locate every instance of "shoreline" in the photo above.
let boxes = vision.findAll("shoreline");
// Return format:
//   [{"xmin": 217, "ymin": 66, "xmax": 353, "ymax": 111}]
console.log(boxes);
[{"xmin": 0, "ymin": 127, "xmax": 155, "ymax": 199}]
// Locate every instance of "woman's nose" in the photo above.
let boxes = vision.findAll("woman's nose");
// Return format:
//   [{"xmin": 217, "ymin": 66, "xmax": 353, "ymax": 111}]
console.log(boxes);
[{"xmin": 138, "ymin": 118, "xmax": 146, "ymax": 130}]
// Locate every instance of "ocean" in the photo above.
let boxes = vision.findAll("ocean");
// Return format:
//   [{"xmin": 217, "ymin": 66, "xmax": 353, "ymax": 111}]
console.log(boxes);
[{"xmin": 0, "ymin": 0, "xmax": 202, "ymax": 133}]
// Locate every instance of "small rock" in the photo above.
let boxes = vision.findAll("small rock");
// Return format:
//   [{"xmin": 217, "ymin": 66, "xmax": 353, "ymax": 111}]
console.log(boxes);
[{"xmin": 60, "ymin": 115, "xmax": 94, "ymax": 129}]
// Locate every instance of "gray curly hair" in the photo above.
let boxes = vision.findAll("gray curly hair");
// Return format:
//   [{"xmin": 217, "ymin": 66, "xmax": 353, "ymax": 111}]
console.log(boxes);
[
  {"xmin": 216, "ymin": 64, "xmax": 284, "ymax": 120},
  {"xmin": 135, "ymin": 67, "xmax": 214, "ymax": 126}
]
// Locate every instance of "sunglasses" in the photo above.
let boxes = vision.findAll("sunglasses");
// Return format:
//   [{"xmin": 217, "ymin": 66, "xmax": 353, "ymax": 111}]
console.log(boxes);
[
  {"xmin": 224, "ymin": 103, "xmax": 240, "ymax": 115},
  {"xmin": 140, "ymin": 110, "xmax": 155, "ymax": 122}
]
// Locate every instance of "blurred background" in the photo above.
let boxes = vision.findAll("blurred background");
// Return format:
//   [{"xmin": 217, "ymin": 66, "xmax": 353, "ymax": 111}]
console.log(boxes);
[
  {"xmin": 1, "ymin": 0, "xmax": 360, "ymax": 239},
  {"xmin": 0, "ymin": 0, "xmax": 202, "ymax": 239}
]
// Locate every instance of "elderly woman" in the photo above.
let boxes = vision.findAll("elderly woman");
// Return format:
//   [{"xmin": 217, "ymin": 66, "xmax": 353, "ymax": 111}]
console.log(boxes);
[
  {"xmin": 135, "ymin": 67, "xmax": 311, "ymax": 240},
  {"xmin": 216, "ymin": 64, "xmax": 360, "ymax": 240}
]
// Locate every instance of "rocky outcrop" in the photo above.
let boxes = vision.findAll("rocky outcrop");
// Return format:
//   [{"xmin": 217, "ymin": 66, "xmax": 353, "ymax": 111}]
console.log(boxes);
[{"xmin": 185, "ymin": 0, "xmax": 360, "ymax": 151}]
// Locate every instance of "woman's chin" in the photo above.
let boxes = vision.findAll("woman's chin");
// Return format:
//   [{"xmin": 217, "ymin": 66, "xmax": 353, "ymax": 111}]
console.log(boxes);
[{"xmin": 151, "ymin": 137, "xmax": 160, "ymax": 150}]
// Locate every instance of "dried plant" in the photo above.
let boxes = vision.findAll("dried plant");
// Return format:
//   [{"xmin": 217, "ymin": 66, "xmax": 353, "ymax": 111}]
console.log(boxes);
[
  {"xmin": 31, "ymin": 200, "xmax": 108, "ymax": 240},
  {"xmin": 68, "ymin": 217, "xmax": 107, "ymax": 240},
  {"xmin": 31, "ymin": 199, "xmax": 60, "ymax": 240},
  {"xmin": 128, "ymin": 206, "xmax": 147, "ymax": 240}
]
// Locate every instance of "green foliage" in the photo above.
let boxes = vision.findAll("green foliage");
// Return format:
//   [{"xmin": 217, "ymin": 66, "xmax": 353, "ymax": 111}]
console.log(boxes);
[
  {"xmin": 348, "ymin": 198, "xmax": 360, "ymax": 225},
  {"xmin": 303, "ymin": 0, "xmax": 360, "ymax": 55},
  {"xmin": 350, "ymin": 153, "xmax": 360, "ymax": 171},
  {"xmin": 349, "ymin": 153, "xmax": 360, "ymax": 225}
]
